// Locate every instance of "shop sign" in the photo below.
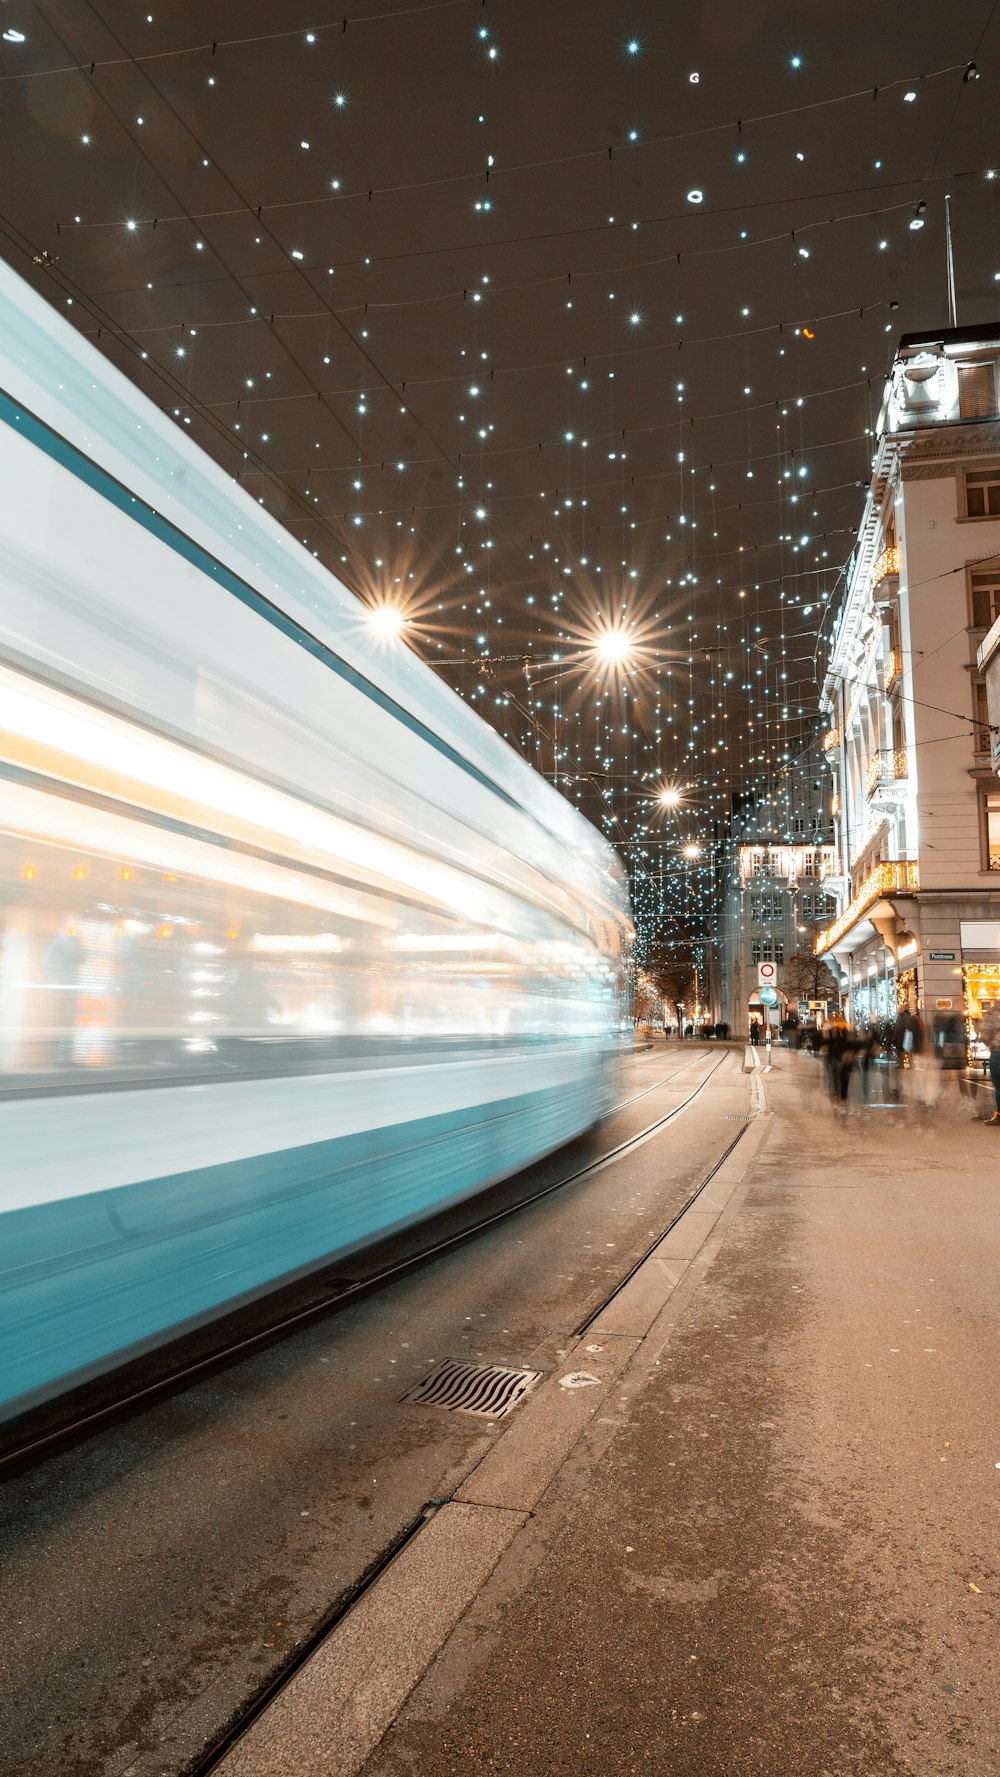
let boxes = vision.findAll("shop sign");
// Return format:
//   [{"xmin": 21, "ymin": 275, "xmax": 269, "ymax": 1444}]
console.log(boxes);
[
  {"xmin": 928, "ymin": 951, "xmax": 955, "ymax": 961},
  {"xmin": 934, "ymin": 998, "xmax": 953, "ymax": 1010}
]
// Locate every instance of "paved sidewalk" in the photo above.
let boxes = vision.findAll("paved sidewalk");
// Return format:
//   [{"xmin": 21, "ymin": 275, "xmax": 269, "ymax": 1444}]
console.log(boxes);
[{"xmin": 224, "ymin": 1052, "xmax": 1000, "ymax": 1776}]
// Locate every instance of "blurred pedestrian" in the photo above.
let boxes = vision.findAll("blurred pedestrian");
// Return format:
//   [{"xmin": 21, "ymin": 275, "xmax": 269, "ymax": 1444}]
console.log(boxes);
[
  {"xmin": 979, "ymin": 1006, "xmax": 1000, "ymax": 1124},
  {"xmin": 859, "ymin": 1025, "xmax": 883, "ymax": 1106},
  {"xmin": 821, "ymin": 1015, "xmax": 838, "ymax": 1096},
  {"xmin": 892, "ymin": 1006, "xmax": 932, "ymax": 1115},
  {"xmin": 931, "ymin": 1009, "xmax": 968, "ymax": 1113},
  {"xmin": 824, "ymin": 1015, "xmax": 856, "ymax": 1110},
  {"xmin": 749, "ymin": 1020, "xmax": 760, "ymax": 1047}
]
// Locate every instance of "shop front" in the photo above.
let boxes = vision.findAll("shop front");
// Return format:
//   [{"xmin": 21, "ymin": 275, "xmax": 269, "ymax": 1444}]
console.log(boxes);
[{"xmin": 822, "ymin": 905, "xmax": 905, "ymax": 1031}]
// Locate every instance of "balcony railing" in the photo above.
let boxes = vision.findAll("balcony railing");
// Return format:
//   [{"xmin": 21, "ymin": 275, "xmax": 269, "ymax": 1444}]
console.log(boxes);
[
  {"xmin": 815, "ymin": 859, "xmax": 920, "ymax": 956},
  {"xmin": 822, "ymin": 727, "xmax": 840, "ymax": 752},
  {"xmin": 865, "ymin": 747, "xmax": 909, "ymax": 795},
  {"xmin": 873, "ymin": 545, "xmax": 900, "ymax": 589}
]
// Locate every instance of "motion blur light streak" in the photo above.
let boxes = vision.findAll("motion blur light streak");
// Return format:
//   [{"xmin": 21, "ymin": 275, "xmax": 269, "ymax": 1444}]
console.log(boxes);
[
  {"xmin": 0, "ymin": 662, "xmax": 580, "ymax": 930},
  {"xmin": 0, "ymin": 258, "xmax": 632, "ymax": 1413}
]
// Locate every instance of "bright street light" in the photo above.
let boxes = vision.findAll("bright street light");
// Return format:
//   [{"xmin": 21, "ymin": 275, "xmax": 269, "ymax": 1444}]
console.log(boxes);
[
  {"xmin": 367, "ymin": 603, "xmax": 406, "ymax": 638},
  {"xmin": 594, "ymin": 625, "xmax": 632, "ymax": 665},
  {"xmin": 659, "ymin": 785, "xmax": 683, "ymax": 808},
  {"xmin": 682, "ymin": 843, "xmax": 702, "ymax": 859}
]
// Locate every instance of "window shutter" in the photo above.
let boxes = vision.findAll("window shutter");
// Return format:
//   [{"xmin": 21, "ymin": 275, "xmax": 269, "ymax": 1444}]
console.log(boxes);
[{"xmin": 959, "ymin": 363, "xmax": 997, "ymax": 420}]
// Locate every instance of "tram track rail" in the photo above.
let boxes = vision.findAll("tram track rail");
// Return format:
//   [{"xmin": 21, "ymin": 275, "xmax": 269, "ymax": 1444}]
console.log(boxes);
[
  {"xmin": 187, "ymin": 1044, "xmax": 755, "ymax": 1777},
  {"xmin": 574, "ymin": 1113, "xmax": 756, "ymax": 1335},
  {"xmin": 0, "ymin": 1046, "xmax": 731, "ymax": 1484}
]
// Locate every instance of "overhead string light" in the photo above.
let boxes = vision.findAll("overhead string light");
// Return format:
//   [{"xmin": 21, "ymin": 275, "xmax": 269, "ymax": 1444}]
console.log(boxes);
[{"xmin": 17, "ymin": 11, "xmax": 988, "ymax": 967}]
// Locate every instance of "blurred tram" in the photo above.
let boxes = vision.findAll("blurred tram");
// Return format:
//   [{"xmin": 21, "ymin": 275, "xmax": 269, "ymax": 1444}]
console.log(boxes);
[{"xmin": 0, "ymin": 258, "xmax": 632, "ymax": 1420}]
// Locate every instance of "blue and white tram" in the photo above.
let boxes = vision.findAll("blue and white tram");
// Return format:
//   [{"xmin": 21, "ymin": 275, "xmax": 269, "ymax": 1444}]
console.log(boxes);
[{"xmin": 0, "ymin": 257, "xmax": 632, "ymax": 1420}]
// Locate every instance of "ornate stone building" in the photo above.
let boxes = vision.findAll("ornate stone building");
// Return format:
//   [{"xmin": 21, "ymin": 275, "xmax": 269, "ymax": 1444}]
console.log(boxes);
[{"xmin": 818, "ymin": 323, "xmax": 1000, "ymax": 1030}]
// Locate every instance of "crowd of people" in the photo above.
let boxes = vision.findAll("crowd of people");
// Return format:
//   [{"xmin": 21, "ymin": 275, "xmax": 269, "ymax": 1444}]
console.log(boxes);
[
  {"xmin": 784, "ymin": 1007, "xmax": 1000, "ymax": 1120},
  {"xmin": 646, "ymin": 1006, "xmax": 1000, "ymax": 1123}
]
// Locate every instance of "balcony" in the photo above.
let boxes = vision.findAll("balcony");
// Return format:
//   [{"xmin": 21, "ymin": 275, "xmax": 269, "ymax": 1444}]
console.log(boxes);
[
  {"xmin": 884, "ymin": 649, "xmax": 899, "ymax": 692},
  {"xmin": 865, "ymin": 747, "xmax": 909, "ymax": 803},
  {"xmin": 822, "ymin": 727, "xmax": 840, "ymax": 753},
  {"xmin": 815, "ymin": 859, "xmax": 920, "ymax": 956},
  {"xmin": 873, "ymin": 545, "xmax": 900, "ymax": 591}
]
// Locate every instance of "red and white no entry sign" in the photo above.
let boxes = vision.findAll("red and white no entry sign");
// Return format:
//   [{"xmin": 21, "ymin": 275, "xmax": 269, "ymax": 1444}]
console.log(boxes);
[{"xmin": 757, "ymin": 960, "xmax": 777, "ymax": 984}]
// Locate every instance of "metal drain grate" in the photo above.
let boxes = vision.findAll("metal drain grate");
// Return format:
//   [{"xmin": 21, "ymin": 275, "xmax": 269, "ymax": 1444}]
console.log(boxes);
[{"xmin": 402, "ymin": 1357, "xmax": 542, "ymax": 1419}]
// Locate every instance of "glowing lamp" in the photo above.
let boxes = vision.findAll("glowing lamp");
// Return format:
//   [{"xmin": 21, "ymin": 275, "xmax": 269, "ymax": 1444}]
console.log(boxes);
[
  {"xmin": 595, "ymin": 627, "xmax": 632, "ymax": 664},
  {"xmin": 659, "ymin": 786, "xmax": 682, "ymax": 808},
  {"xmin": 682, "ymin": 844, "xmax": 702, "ymax": 859},
  {"xmin": 368, "ymin": 603, "xmax": 406, "ymax": 638}
]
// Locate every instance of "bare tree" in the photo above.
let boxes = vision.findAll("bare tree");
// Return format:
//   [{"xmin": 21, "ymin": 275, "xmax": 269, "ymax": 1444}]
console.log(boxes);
[
  {"xmin": 648, "ymin": 957, "xmax": 694, "ymax": 1007},
  {"xmin": 781, "ymin": 945, "xmax": 840, "ymax": 1005}
]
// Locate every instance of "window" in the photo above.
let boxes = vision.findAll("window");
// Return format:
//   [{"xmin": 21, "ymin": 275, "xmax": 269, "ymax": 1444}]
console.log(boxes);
[
  {"xmin": 965, "ymin": 467, "xmax": 1000, "ymax": 519},
  {"xmin": 969, "ymin": 562, "xmax": 1000, "ymax": 627},
  {"xmin": 801, "ymin": 849, "xmax": 821, "ymax": 878},
  {"xmin": 800, "ymin": 892, "xmax": 813, "ymax": 919},
  {"xmin": 751, "ymin": 939, "xmax": 784, "ymax": 965},
  {"xmin": 984, "ymin": 792, "xmax": 1000, "ymax": 871},
  {"xmin": 958, "ymin": 363, "xmax": 998, "ymax": 420}
]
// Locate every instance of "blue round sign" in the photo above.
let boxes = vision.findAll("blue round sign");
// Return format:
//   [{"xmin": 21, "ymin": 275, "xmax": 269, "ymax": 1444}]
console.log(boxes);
[{"xmin": 758, "ymin": 985, "xmax": 779, "ymax": 1007}]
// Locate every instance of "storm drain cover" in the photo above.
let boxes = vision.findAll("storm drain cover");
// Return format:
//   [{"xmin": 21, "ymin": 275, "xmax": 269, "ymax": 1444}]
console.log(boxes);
[{"xmin": 402, "ymin": 1357, "xmax": 542, "ymax": 1419}]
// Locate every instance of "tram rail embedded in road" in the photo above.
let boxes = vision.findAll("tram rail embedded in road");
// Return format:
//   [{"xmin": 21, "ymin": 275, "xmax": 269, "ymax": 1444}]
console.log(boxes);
[{"xmin": 0, "ymin": 1048, "xmax": 733, "ymax": 1482}]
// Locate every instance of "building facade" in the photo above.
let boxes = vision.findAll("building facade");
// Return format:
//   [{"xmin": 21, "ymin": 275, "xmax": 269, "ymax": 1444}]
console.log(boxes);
[
  {"xmin": 818, "ymin": 323, "xmax": 1000, "ymax": 1031},
  {"xmin": 712, "ymin": 742, "xmax": 835, "ymax": 1036}
]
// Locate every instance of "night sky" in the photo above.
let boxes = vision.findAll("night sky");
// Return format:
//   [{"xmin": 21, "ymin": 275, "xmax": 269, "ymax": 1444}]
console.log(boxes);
[{"xmin": 2, "ymin": 0, "xmax": 999, "ymax": 973}]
